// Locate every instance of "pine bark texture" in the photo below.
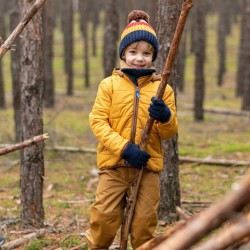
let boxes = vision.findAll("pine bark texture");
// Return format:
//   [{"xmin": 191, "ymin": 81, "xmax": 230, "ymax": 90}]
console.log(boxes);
[
  {"xmin": 103, "ymin": 0, "xmax": 119, "ymax": 77},
  {"xmin": 194, "ymin": 0, "xmax": 206, "ymax": 121},
  {"xmin": 43, "ymin": 0, "xmax": 55, "ymax": 107},
  {"xmin": 20, "ymin": 0, "xmax": 45, "ymax": 228},
  {"xmin": 155, "ymin": 0, "xmax": 181, "ymax": 224},
  {"xmin": 10, "ymin": 0, "xmax": 22, "ymax": 141}
]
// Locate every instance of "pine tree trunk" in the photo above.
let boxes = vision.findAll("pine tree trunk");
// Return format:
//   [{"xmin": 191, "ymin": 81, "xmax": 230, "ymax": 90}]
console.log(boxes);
[
  {"xmin": 79, "ymin": 0, "xmax": 90, "ymax": 88},
  {"xmin": 176, "ymin": 28, "xmax": 187, "ymax": 92},
  {"xmin": 103, "ymin": 0, "xmax": 119, "ymax": 77},
  {"xmin": 43, "ymin": 0, "xmax": 55, "ymax": 107},
  {"xmin": 20, "ymin": 0, "xmax": 44, "ymax": 228},
  {"xmin": 155, "ymin": 0, "xmax": 181, "ymax": 224},
  {"xmin": 90, "ymin": 0, "xmax": 101, "ymax": 57},
  {"xmin": 10, "ymin": 0, "xmax": 22, "ymax": 141},
  {"xmin": 236, "ymin": 0, "xmax": 247, "ymax": 97},
  {"xmin": 241, "ymin": 0, "xmax": 250, "ymax": 111},
  {"xmin": 217, "ymin": 1, "xmax": 226, "ymax": 86},
  {"xmin": 61, "ymin": 0, "xmax": 73, "ymax": 95},
  {"xmin": 194, "ymin": 0, "xmax": 206, "ymax": 121}
]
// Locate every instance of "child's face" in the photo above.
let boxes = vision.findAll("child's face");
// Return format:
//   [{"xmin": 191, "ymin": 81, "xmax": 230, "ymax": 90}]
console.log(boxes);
[{"xmin": 124, "ymin": 41, "xmax": 153, "ymax": 68}]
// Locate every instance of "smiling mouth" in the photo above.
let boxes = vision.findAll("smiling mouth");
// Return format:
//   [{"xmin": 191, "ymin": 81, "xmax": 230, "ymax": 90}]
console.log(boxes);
[{"xmin": 133, "ymin": 65, "xmax": 145, "ymax": 68}]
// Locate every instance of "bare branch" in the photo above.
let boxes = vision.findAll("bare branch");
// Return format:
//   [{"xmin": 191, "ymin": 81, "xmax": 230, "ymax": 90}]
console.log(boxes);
[
  {"xmin": 0, "ymin": 133, "xmax": 49, "ymax": 155},
  {"xmin": 152, "ymin": 172, "xmax": 250, "ymax": 250},
  {"xmin": 192, "ymin": 212, "xmax": 250, "ymax": 250},
  {"xmin": 0, "ymin": 0, "xmax": 46, "ymax": 59}
]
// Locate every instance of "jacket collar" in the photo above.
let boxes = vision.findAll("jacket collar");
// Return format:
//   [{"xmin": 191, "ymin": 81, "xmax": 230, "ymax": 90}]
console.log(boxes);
[{"xmin": 113, "ymin": 60, "xmax": 161, "ymax": 84}]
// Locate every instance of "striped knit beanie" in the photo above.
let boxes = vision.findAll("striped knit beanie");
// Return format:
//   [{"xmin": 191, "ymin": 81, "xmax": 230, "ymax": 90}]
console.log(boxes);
[{"xmin": 119, "ymin": 10, "xmax": 158, "ymax": 61}]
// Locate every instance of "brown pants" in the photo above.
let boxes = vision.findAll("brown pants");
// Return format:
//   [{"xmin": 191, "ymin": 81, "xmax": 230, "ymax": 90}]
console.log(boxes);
[{"xmin": 86, "ymin": 167, "xmax": 160, "ymax": 249}]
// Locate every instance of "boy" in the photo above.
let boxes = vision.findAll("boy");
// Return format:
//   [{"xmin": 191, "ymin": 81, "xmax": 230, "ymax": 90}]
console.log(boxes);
[{"xmin": 86, "ymin": 10, "xmax": 178, "ymax": 249}]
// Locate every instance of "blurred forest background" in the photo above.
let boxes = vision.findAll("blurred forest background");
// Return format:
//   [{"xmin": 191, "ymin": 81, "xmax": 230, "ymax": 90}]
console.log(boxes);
[{"xmin": 0, "ymin": 0, "xmax": 250, "ymax": 249}]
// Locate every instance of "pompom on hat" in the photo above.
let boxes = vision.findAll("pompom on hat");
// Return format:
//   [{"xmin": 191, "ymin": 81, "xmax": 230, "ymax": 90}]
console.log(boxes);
[{"xmin": 119, "ymin": 10, "xmax": 158, "ymax": 61}]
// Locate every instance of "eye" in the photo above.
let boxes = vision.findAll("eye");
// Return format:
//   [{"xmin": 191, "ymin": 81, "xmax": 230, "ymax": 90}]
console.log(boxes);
[
  {"xmin": 144, "ymin": 51, "xmax": 152, "ymax": 56},
  {"xmin": 129, "ymin": 50, "xmax": 136, "ymax": 54}
]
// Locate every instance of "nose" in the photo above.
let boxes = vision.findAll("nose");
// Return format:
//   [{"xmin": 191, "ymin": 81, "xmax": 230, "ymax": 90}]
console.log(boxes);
[{"xmin": 136, "ymin": 54, "xmax": 143, "ymax": 61}]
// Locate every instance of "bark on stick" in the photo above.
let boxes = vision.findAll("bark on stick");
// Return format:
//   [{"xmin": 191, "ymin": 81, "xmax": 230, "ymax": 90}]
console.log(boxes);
[
  {"xmin": 120, "ymin": 1, "xmax": 193, "ymax": 249},
  {"xmin": 152, "ymin": 172, "xmax": 250, "ymax": 250},
  {"xmin": 192, "ymin": 211, "xmax": 250, "ymax": 250},
  {"xmin": 0, "ymin": 133, "xmax": 49, "ymax": 155},
  {"xmin": 0, "ymin": 0, "xmax": 46, "ymax": 59}
]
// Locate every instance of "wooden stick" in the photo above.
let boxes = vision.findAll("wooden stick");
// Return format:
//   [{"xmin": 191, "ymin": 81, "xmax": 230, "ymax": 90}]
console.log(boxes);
[
  {"xmin": 0, "ymin": 0, "xmax": 46, "ymax": 60},
  {"xmin": 119, "ymin": 1, "xmax": 193, "ymax": 249},
  {"xmin": 0, "ymin": 229, "xmax": 46, "ymax": 250},
  {"xmin": 0, "ymin": 133, "xmax": 49, "ymax": 155},
  {"xmin": 136, "ymin": 220, "xmax": 186, "ymax": 250},
  {"xmin": 152, "ymin": 171, "xmax": 250, "ymax": 250},
  {"xmin": 192, "ymin": 212, "xmax": 250, "ymax": 250}
]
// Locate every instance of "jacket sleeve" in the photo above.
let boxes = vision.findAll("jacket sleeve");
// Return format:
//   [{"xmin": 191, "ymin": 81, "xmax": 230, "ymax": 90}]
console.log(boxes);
[
  {"xmin": 89, "ymin": 79, "xmax": 129, "ymax": 156},
  {"xmin": 155, "ymin": 85, "xmax": 178, "ymax": 139}
]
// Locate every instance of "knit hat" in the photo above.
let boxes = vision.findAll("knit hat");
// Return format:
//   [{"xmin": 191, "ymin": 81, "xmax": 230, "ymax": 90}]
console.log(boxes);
[{"xmin": 119, "ymin": 10, "xmax": 158, "ymax": 61}]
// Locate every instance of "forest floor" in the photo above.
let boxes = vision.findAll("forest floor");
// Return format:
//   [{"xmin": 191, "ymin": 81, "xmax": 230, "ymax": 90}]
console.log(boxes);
[{"xmin": 0, "ymin": 84, "xmax": 250, "ymax": 249}]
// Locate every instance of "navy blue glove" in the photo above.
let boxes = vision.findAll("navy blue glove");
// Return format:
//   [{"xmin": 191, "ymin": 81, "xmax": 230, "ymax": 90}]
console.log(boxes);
[
  {"xmin": 121, "ymin": 143, "xmax": 151, "ymax": 170},
  {"xmin": 148, "ymin": 97, "xmax": 171, "ymax": 123}
]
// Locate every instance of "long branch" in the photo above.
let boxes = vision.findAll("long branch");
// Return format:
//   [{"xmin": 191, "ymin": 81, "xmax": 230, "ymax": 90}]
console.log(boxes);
[
  {"xmin": 119, "ymin": 1, "xmax": 193, "ymax": 249},
  {"xmin": 152, "ymin": 171, "xmax": 250, "ymax": 250},
  {"xmin": 0, "ymin": 133, "xmax": 49, "ymax": 156},
  {"xmin": 0, "ymin": 0, "xmax": 47, "ymax": 60},
  {"xmin": 192, "ymin": 211, "xmax": 250, "ymax": 250}
]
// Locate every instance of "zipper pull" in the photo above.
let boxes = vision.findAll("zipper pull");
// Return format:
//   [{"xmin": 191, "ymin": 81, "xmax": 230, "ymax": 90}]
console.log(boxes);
[{"xmin": 136, "ymin": 89, "xmax": 140, "ymax": 98}]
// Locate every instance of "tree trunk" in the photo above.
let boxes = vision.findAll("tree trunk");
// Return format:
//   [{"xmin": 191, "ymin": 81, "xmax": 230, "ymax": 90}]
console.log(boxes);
[
  {"xmin": 241, "ymin": 0, "xmax": 250, "ymax": 111},
  {"xmin": 90, "ymin": 0, "xmax": 102, "ymax": 57},
  {"xmin": 236, "ymin": 0, "xmax": 246, "ymax": 97},
  {"xmin": 147, "ymin": 0, "xmax": 157, "ymax": 29},
  {"xmin": 43, "ymin": 0, "xmax": 55, "ymax": 107},
  {"xmin": 0, "ymin": 0, "xmax": 6, "ymax": 109},
  {"xmin": 155, "ymin": 0, "xmax": 181, "ymax": 224},
  {"xmin": 61, "ymin": 0, "xmax": 74, "ymax": 95},
  {"xmin": 20, "ymin": 0, "xmax": 44, "ymax": 228},
  {"xmin": 176, "ymin": 28, "xmax": 187, "ymax": 92},
  {"xmin": 103, "ymin": 0, "xmax": 119, "ymax": 77},
  {"xmin": 217, "ymin": 1, "xmax": 227, "ymax": 87},
  {"xmin": 79, "ymin": 0, "xmax": 90, "ymax": 88},
  {"xmin": 10, "ymin": 0, "xmax": 22, "ymax": 141},
  {"xmin": 194, "ymin": 0, "xmax": 206, "ymax": 121}
]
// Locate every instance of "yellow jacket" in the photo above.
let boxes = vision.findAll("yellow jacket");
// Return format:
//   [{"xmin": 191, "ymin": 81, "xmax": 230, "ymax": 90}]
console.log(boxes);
[{"xmin": 89, "ymin": 65, "xmax": 178, "ymax": 172}]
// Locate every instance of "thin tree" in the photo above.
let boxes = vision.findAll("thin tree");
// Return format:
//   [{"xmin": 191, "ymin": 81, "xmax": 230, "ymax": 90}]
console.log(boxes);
[
  {"xmin": 61, "ymin": 0, "xmax": 74, "ymax": 95},
  {"xmin": 216, "ymin": 1, "xmax": 227, "ymax": 87},
  {"xmin": 90, "ymin": 0, "xmax": 102, "ymax": 57},
  {"xmin": 0, "ymin": 0, "xmax": 6, "ymax": 109},
  {"xmin": 176, "ymin": 28, "xmax": 187, "ymax": 92},
  {"xmin": 20, "ymin": 0, "xmax": 45, "ymax": 228},
  {"xmin": 236, "ymin": 0, "xmax": 247, "ymax": 97},
  {"xmin": 194, "ymin": 0, "xmax": 206, "ymax": 121},
  {"xmin": 43, "ymin": 0, "xmax": 55, "ymax": 107},
  {"xmin": 79, "ymin": 0, "xmax": 90, "ymax": 88},
  {"xmin": 155, "ymin": 0, "xmax": 181, "ymax": 224},
  {"xmin": 103, "ymin": 0, "xmax": 119, "ymax": 77},
  {"xmin": 241, "ymin": 0, "xmax": 250, "ymax": 111},
  {"xmin": 10, "ymin": 0, "xmax": 22, "ymax": 141}
]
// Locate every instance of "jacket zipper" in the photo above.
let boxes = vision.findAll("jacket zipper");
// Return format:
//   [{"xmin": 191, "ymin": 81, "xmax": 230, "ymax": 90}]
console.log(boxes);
[{"xmin": 130, "ymin": 77, "xmax": 150, "ymax": 143}]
